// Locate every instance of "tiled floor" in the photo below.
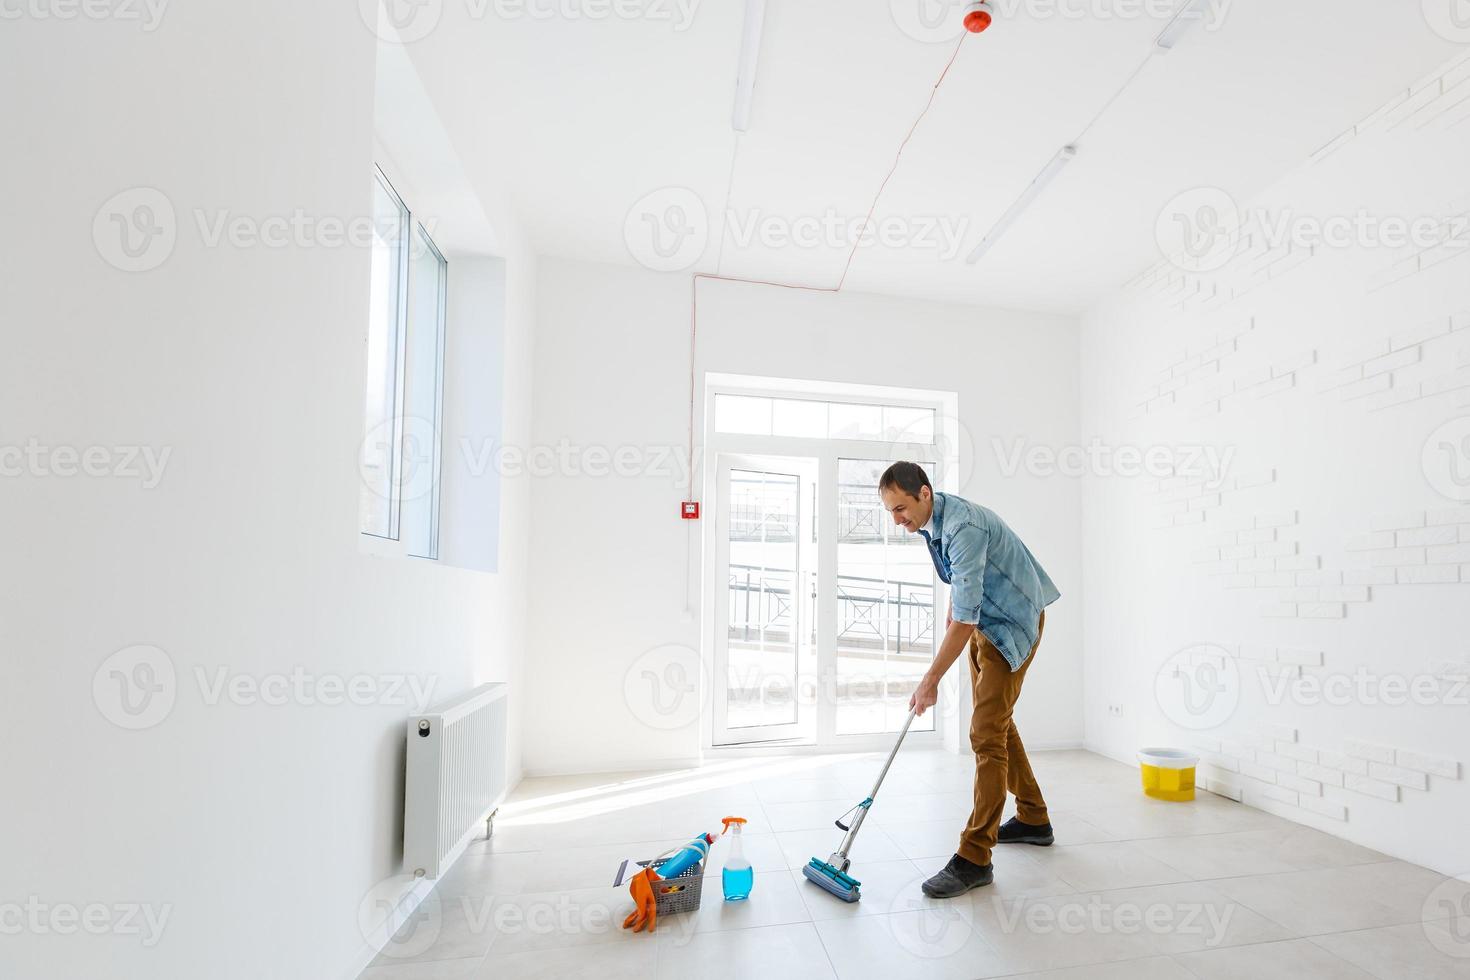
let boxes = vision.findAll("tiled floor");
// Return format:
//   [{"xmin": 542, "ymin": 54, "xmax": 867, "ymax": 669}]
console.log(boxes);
[{"xmin": 361, "ymin": 749, "xmax": 1470, "ymax": 979}]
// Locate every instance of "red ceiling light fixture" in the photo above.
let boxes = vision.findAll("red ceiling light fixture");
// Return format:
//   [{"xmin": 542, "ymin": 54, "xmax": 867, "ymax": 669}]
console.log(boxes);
[{"xmin": 963, "ymin": 0, "xmax": 994, "ymax": 33}]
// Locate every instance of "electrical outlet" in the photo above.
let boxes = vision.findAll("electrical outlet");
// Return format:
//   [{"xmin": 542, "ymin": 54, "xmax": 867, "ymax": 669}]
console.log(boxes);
[{"xmin": 1107, "ymin": 703, "xmax": 1124, "ymax": 717}]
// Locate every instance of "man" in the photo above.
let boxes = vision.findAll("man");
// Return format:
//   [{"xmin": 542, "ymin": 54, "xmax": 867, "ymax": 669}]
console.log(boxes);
[{"xmin": 878, "ymin": 461, "xmax": 1061, "ymax": 898}]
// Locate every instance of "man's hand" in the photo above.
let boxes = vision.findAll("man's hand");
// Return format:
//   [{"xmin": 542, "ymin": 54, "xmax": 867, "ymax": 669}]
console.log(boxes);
[{"xmin": 909, "ymin": 674, "xmax": 939, "ymax": 717}]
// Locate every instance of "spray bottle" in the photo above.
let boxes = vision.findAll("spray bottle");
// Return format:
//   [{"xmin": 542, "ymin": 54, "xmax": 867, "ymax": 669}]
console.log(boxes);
[
  {"xmin": 720, "ymin": 816, "xmax": 752, "ymax": 900},
  {"xmin": 654, "ymin": 831, "xmax": 716, "ymax": 880}
]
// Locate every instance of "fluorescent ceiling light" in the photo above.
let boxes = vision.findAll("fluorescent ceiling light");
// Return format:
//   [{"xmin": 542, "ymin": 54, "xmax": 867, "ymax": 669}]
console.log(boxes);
[
  {"xmin": 965, "ymin": 145, "xmax": 1077, "ymax": 265},
  {"xmin": 1155, "ymin": 0, "xmax": 1209, "ymax": 52},
  {"xmin": 732, "ymin": 0, "xmax": 767, "ymax": 132}
]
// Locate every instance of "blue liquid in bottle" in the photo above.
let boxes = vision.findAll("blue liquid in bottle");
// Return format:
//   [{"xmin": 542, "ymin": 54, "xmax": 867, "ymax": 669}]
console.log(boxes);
[{"xmin": 722, "ymin": 865, "xmax": 754, "ymax": 901}]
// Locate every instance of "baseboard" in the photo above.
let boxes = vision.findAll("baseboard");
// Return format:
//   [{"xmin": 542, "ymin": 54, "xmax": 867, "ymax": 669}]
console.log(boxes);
[{"xmin": 520, "ymin": 756, "xmax": 704, "ymax": 779}]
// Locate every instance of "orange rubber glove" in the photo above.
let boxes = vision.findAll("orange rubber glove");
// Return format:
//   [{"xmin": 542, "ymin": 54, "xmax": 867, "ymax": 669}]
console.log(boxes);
[{"xmin": 621, "ymin": 867, "xmax": 659, "ymax": 934}]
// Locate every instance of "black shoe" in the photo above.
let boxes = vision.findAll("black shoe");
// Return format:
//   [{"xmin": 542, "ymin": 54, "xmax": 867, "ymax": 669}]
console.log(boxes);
[
  {"xmin": 920, "ymin": 854, "xmax": 994, "ymax": 898},
  {"xmin": 997, "ymin": 816, "xmax": 1055, "ymax": 846}
]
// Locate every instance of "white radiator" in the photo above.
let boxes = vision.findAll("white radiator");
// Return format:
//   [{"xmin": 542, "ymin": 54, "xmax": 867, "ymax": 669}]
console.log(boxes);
[{"xmin": 404, "ymin": 682, "xmax": 510, "ymax": 879}]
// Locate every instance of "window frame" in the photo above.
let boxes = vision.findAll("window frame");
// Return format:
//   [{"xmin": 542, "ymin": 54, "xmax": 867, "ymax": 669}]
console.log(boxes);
[{"xmin": 359, "ymin": 162, "xmax": 449, "ymax": 562}]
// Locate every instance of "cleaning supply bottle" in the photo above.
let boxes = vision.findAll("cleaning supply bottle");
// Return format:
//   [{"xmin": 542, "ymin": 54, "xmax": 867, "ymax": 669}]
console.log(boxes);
[
  {"xmin": 655, "ymin": 831, "xmax": 716, "ymax": 879},
  {"xmin": 720, "ymin": 816, "xmax": 753, "ymax": 901}
]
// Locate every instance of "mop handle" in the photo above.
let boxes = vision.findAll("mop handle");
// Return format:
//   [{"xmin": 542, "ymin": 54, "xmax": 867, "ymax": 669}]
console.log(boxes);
[
  {"xmin": 834, "ymin": 707, "xmax": 919, "ymax": 859},
  {"xmin": 865, "ymin": 707, "xmax": 919, "ymax": 800}
]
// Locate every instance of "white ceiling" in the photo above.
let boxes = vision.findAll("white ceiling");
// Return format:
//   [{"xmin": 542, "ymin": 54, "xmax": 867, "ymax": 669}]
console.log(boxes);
[{"xmin": 408, "ymin": 0, "xmax": 1461, "ymax": 314}]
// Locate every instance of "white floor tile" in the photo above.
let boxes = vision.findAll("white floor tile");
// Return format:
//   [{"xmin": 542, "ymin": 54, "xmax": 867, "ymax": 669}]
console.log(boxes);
[
  {"xmin": 1024, "ymin": 840, "xmax": 1193, "ymax": 892},
  {"xmin": 814, "ymin": 906, "xmax": 1016, "ymax": 980},
  {"xmin": 1211, "ymin": 862, "xmax": 1470, "ymax": 936},
  {"xmin": 654, "ymin": 921, "xmax": 836, "ymax": 980},
  {"xmin": 989, "ymin": 955, "xmax": 1198, "ymax": 980},
  {"xmin": 683, "ymin": 869, "xmax": 813, "ymax": 933},
  {"xmin": 1173, "ymin": 937, "xmax": 1378, "ymax": 979},
  {"xmin": 477, "ymin": 937, "xmax": 658, "ymax": 980},
  {"xmin": 1310, "ymin": 920, "xmax": 1470, "ymax": 979}
]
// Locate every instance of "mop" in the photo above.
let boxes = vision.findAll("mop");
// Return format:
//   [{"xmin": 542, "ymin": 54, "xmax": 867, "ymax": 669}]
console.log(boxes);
[{"xmin": 802, "ymin": 707, "xmax": 918, "ymax": 903}]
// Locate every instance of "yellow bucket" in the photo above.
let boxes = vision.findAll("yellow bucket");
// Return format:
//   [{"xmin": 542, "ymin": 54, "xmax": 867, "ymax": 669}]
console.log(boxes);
[{"xmin": 1138, "ymin": 748, "xmax": 1198, "ymax": 802}]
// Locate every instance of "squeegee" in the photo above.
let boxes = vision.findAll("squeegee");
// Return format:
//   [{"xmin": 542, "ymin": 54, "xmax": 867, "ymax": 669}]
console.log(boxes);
[{"xmin": 802, "ymin": 707, "xmax": 919, "ymax": 903}]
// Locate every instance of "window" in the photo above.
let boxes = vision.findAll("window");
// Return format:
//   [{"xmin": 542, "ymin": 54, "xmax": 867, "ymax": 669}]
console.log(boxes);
[
  {"xmin": 713, "ymin": 394, "xmax": 936, "ymax": 443},
  {"xmin": 359, "ymin": 167, "xmax": 448, "ymax": 559}
]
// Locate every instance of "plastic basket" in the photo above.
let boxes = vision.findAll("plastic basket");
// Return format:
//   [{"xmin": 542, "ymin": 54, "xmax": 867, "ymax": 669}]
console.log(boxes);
[
  {"xmin": 613, "ymin": 855, "xmax": 706, "ymax": 917},
  {"xmin": 1138, "ymin": 747, "xmax": 1198, "ymax": 802}
]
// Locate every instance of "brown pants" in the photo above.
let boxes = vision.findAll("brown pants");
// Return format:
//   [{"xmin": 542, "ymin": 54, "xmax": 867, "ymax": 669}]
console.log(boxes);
[{"xmin": 957, "ymin": 610, "xmax": 1048, "ymax": 867}]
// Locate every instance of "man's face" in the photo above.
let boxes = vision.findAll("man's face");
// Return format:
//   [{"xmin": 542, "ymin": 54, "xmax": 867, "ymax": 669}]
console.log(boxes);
[{"xmin": 880, "ymin": 484, "xmax": 933, "ymax": 534}]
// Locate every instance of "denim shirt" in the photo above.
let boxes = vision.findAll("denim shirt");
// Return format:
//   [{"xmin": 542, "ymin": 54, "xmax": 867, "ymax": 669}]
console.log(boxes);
[{"xmin": 918, "ymin": 492, "xmax": 1061, "ymax": 671}]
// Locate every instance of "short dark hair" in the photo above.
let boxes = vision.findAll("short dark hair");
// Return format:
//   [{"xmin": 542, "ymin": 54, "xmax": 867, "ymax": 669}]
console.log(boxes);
[{"xmin": 879, "ymin": 461, "xmax": 932, "ymax": 498}]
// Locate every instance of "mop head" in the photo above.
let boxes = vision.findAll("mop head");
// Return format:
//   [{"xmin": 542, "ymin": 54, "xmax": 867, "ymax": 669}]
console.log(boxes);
[{"xmin": 802, "ymin": 858, "xmax": 862, "ymax": 903}]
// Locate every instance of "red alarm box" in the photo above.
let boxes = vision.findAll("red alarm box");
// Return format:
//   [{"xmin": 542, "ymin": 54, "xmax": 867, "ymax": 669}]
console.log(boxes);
[{"xmin": 680, "ymin": 501, "xmax": 700, "ymax": 520}]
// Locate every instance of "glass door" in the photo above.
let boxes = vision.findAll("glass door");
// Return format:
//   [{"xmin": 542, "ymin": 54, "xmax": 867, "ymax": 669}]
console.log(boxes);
[
  {"xmin": 712, "ymin": 455, "xmax": 817, "ymax": 744},
  {"xmin": 830, "ymin": 458, "xmax": 937, "ymax": 736}
]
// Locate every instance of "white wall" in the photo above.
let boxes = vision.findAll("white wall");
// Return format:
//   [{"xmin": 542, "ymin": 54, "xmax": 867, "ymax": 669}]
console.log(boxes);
[
  {"xmin": 524, "ymin": 259, "xmax": 1083, "ymax": 775},
  {"xmin": 1, "ymin": 7, "xmax": 534, "ymax": 980},
  {"xmin": 1080, "ymin": 53, "xmax": 1470, "ymax": 875}
]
